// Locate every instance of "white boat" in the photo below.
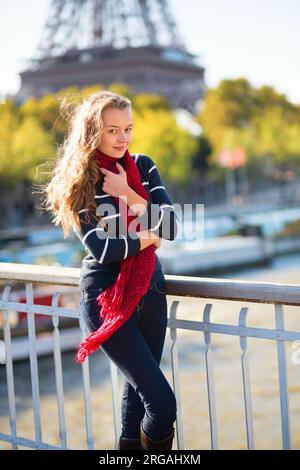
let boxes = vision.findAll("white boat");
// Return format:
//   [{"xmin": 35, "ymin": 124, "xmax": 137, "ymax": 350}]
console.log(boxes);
[{"xmin": 159, "ymin": 235, "xmax": 274, "ymax": 275}]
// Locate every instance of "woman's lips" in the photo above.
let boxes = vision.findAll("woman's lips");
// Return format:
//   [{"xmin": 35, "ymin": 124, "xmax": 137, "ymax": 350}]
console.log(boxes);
[{"xmin": 114, "ymin": 146, "xmax": 126, "ymax": 150}]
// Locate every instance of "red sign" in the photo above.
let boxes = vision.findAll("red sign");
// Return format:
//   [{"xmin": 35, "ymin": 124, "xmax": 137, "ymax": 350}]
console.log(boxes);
[{"xmin": 218, "ymin": 147, "xmax": 246, "ymax": 169}]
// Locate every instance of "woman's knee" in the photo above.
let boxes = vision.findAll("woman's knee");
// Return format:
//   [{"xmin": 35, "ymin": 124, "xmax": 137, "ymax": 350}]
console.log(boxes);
[{"xmin": 149, "ymin": 389, "xmax": 177, "ymax": 422}]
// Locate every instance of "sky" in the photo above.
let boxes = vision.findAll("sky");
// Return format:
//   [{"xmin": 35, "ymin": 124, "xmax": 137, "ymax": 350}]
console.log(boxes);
[{"xmin": 0, "ymin": 0, "xmax": 299, "ymax": 104}]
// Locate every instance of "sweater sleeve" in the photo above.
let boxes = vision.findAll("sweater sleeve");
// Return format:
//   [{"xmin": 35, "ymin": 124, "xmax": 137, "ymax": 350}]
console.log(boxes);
[
  {"xmin": 73, "ymin": 208, "xmax": 141, "ymax": 265},
  {"xmin": 137, "ymin": 156, "xmax": 179, "ymax": 241}
]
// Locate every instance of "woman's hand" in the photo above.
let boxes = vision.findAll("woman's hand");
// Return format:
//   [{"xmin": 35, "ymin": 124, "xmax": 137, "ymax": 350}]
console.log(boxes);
[
  {"xmin": 100, "ymin": 162, "xmax": 128, "ymax": 197},
  {"xmin": 136, "ymin": 231, "xmax": 162, "ymax": 252}
]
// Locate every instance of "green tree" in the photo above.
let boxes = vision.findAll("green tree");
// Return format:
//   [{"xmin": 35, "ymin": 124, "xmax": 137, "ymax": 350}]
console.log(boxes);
[
  {"xmin": 199, "ymin": 78, "xmax": 255, "ymax": 153},
  {"xmin": 109, "ymin": 83, "xmax": 135, "ymax": 101},
  {"xmin": 131, "ymin": 109, "xmax": 198, "ymax": 184},
  {"xmin": 0, "ymin": 99, "xmax": 21, "ymax": 189},
  {"xmin": 191, "ymin": 135, "xmax": 212, "ymax": 175},
  {"xmin": 21, "ymin": 94, "xmax": 67, "ymax": 143},
  {"xmin": 133, "ymin": 93, "xmax": 170, "ymax": 113},
  {"xmin": 11, "ymin": 115, "xmax": 55, "ymax": 183},
  {"xmin": 198, "ymin": 78, "xmax": 300, "ymax": 171}
]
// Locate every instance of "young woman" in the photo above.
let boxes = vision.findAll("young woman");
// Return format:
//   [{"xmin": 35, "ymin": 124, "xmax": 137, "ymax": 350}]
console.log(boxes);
[{"xmin": 43, "ymin": 90, "xmax": 179, "ymax": 450}]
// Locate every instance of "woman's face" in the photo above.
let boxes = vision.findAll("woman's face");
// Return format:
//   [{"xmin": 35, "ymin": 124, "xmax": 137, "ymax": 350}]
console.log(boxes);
[{"xmin": 99, "ymin": 107, "xmax": 133, "ymax": 158}]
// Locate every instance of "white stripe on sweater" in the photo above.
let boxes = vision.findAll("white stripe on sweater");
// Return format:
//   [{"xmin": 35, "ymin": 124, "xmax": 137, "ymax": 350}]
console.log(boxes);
[
  {"xmin": 149, "ymin": 207, "xmax": 164, "ymax": 232},
  {"xmin": 82, "ymin": 227, "xmax": 104, "ymax": 243},
  {"xmin": 95, "ymin": 194, "xmax": 110, "ymax": 199},
  {"xmin": 99, "ymin": 236, "xmax": 110, "ymax": 264},
  {"xmin": 121, "ymin": 235, "xmax": 128, "ymax": 259},
  {"xmin": 102, "ymin": 213, "xmax": 120, "ymax": 221},
  {"xmin": 148, "ymin": 165, "xmax": 157, "ymax": 174},
  {"xmin": 149, "ymin": 185, "xmax": 165, "ymax": 192}
]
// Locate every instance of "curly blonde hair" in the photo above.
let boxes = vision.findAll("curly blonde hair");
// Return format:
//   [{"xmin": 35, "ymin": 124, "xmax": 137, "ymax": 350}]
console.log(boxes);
[{"xmin": 41, "ymin": 90, "xmax": 131, "ymax": 237}]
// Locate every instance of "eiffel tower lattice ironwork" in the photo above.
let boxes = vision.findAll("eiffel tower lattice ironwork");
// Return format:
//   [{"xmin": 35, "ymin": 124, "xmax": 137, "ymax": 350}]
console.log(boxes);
[
  {"xmin": 37, "ymin": 0, "xmax": 188, "ymax": 58},
  {"xmin": 18, "ymin": 0, "xmax": 205, "ymax": 113}
]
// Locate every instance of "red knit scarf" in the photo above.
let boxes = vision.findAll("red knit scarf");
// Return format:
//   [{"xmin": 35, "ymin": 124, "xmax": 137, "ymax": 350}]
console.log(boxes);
[{"xmin": 75, "ymin": 148, "xmax": 156, "ymax": 363}]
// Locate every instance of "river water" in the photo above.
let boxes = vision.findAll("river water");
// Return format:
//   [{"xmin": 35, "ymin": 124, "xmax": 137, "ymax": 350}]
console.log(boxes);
[{"xmin": 1, "ymin": 253, "xmax": 300, "ymax": 450}]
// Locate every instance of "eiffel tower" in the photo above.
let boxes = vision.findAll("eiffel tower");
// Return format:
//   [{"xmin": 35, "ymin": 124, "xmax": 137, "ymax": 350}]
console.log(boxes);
[{"xmin": 18, "ymin": 0, "xmax": 205, "ymax": 113}]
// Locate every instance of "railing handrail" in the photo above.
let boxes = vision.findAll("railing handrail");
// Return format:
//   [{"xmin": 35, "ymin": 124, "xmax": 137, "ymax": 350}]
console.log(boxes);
[
  {"xmin": 1, "ymin": 262, "xmax": 300, "ymax": 306},
  {"xmin": 0, "ymin": 262, "xmax": 79, "ymax": 286}
]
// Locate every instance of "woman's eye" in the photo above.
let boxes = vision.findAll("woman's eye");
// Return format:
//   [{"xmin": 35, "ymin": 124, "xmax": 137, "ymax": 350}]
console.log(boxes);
[{"xmin": 108, "ymin": 128, "xmax": 132, "ymax": 134}]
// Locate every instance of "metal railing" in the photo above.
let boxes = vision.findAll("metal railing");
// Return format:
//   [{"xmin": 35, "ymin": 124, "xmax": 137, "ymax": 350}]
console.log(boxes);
[{"xmin": 1, "ymin": 262, "xmax": 300, "ymax": 450}]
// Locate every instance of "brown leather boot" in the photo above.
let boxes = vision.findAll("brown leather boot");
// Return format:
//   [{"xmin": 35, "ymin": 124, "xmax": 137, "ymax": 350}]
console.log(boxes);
[
  {"xmin": 140, "ymin": 423, "xmax": 175, "ymax": 450},
  {"xmin": 118, "ymin": 436, "xmax": 141, "ymax": 450}
]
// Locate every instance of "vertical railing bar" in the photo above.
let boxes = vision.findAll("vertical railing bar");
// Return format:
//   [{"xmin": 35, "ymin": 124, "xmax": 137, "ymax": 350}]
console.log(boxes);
[
  {"xmin": 275, "ymin": 304, "xmax": 291, "ymax": 450},
  {"xmin": 169, "ymin": 300, "xmax": 184, "ymax": 450},
  {"xmin": 239, "ymin": 306, "xmax": 254, "ymax": 449},
  {"xmin": 203, "ymin": 303, "xmax": 218, "ymax": 450},
  {"xmin": 79, "ymin": 316, "xmax": 94, "ymax": 450},
  {"xmin": 51, "ymin": 291, "xmax": 67, "ymax": 449},
  {"xmin": 26, "ymin": 282, "xmax": 42, "ymax": 448},
  {"xmin": 2, "ymin": 286, "xmax": 18, "ymax": 449},
  {"xmin": 109, "ymin": 361, "xmax": 120, "ymax": 450}
]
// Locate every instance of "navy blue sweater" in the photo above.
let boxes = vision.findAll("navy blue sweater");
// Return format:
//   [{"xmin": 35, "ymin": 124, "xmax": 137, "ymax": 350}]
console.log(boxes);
[{"xmin": 73, "ymin": 153, "xmax": 178, "ymax": 290}]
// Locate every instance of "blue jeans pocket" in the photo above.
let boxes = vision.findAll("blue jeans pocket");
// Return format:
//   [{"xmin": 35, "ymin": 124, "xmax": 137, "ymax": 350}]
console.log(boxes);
[
  {"xmin": 82, "ymin": 287, "xmax": 104, "ymax": 302},
  {"xmin": 136, "ymin": 281, "xmax": 166, "ymax": 314},
  {"xmin": 151, "ymin": 281, "xmax": 167, "ymax": 295}
]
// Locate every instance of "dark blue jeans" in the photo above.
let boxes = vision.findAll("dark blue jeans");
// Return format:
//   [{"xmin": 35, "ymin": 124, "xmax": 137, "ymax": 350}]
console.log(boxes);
[{"xmin": 79, "ymin": 279, "xmax": 177, "ymax": 440}]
